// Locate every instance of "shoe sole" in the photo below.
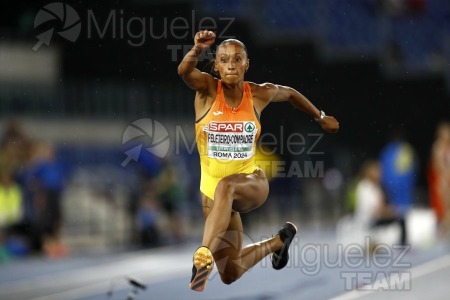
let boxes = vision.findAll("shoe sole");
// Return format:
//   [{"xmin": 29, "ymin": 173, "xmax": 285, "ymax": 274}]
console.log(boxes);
[
  {"xmin": 272, "ymin": 222, "xmax": 297, "ymax": 270},
  {"xmin": 189, "ymin": 248, "xmax": 214, "ymax": 292},
  {"xmin": 286, "ymin": 222, "xmax": 297, "ymax": 236}
]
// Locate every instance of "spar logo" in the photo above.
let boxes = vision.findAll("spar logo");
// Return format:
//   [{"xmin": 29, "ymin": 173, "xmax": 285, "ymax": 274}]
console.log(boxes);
[
  {"xmin": 207, "ymin": 121, "xmax": 245, "ymax": 132},
  {"xmin": 244, "ymin": 122, "xmax": 255, "ymax": 133}
]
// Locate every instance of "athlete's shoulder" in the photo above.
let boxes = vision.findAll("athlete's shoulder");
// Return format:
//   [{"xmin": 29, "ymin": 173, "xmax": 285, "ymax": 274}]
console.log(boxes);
[
  {"xmin": 247, "ymin": 81, "xmax": 278, "ymax": 102},
  {"xmin": 196, "ymin": 75, "xmax": 220, "ymax": 99},
  {"xmin": 207, "ymin": 74, "xmax": 220, "ymax": 91},
  {"xmin": 248, "ymin": 81, "xmax": 277, "ymax": 91}
]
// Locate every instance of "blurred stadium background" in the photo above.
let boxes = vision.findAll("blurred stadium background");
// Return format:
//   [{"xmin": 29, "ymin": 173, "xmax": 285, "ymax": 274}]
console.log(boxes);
[{"xmin": 0, "ymin": 0, "xmax": 450, "ymax": 299}]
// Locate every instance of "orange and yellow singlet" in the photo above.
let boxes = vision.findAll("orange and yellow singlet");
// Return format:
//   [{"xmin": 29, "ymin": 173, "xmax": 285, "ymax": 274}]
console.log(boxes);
[{"xmin": 195, "ymin": 80, "xmax": 261, "ymax": 200}]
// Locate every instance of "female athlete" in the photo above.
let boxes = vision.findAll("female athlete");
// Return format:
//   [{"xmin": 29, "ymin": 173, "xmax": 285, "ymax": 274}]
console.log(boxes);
[{"xmin": 178, "ymin": 30, "xmax": 339, "ymax": 291}]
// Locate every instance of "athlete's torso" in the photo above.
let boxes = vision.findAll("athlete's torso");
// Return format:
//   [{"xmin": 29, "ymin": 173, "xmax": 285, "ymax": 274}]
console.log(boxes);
[{"xmin": 195, "ymin": 80, "xmax": 261, "ymax": 179}]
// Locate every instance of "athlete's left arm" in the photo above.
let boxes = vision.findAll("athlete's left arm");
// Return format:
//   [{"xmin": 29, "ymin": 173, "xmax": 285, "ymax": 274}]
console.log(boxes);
[{"xmin": 252, "ymin": 82, "xmax": 339, "ymax": 133}]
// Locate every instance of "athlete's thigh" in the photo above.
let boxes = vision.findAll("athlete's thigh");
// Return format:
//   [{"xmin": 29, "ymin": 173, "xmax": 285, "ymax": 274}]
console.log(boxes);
[
  {"xmin": 225, "ymin": 168, "xmax": 269, "ymax": 212},
  {"xmin": 201, "ymin": 194, "xmax": 243, "ymax": 259}
]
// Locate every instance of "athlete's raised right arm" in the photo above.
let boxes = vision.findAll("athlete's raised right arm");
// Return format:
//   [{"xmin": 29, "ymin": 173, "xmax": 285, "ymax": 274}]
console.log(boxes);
[{"xmin": 177, "ymin": 30, "xmax": 216, "ymax": 92}]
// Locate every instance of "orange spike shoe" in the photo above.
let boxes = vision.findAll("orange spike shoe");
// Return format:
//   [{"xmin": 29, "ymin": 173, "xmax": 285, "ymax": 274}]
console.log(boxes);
[{"xmin": 189, "ymin": 246, "xmax": 214, "ymax": 292}]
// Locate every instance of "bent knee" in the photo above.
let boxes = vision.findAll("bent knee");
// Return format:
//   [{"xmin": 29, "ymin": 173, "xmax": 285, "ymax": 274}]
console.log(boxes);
[
  {"xmin": 215, "ymin": 178, "xmax": 236, "ymax": 198},
  {"xmin": 221, "ymin": 277, "xmax": 236, "ymax": 285},
  {"xmin": 220, "ymin": 271, "xmax": 241, "ymax": 285}
]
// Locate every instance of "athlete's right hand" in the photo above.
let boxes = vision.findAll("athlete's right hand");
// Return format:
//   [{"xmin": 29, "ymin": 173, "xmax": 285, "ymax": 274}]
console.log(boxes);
[{"xmin": 194, "ymin": 30, "xmax": 216, "ymax": 50}]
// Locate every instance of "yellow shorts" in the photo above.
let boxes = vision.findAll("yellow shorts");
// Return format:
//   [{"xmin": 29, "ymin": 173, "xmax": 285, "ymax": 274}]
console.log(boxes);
[{"xmin": 200, "ymin": 164, "xmax": 259, "ymax": 200}]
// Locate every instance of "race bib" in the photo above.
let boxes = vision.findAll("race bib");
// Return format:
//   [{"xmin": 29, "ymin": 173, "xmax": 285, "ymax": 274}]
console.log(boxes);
[{"xmin": 203, "ymin": 121, "xmax": 258, "ymax": 160}]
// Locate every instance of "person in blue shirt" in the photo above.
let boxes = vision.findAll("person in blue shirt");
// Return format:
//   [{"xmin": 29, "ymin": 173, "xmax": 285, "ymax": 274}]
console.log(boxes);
[{"xmin": 379, "ymin": 130, "xmax": 417, "ymax": 245}]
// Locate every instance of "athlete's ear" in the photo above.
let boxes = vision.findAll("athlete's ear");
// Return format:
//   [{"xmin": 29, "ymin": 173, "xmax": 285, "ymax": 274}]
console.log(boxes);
[
  {"xmin": 214, "ymin": 61, "xmax": 218, "ymax": 72},
  {"xmin": 245, "ymin": 59, "xmax": 250, "ymax": 72}
]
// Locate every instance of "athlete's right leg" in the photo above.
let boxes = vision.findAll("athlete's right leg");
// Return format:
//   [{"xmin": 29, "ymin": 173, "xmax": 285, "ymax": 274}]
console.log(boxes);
[
  {"xmin": 200, "ymin": 197, "xmax": 294, "ymax": 285},
  {"xmin": 202, "ymin": 168, "xmax": 269, "ymax": 253}
]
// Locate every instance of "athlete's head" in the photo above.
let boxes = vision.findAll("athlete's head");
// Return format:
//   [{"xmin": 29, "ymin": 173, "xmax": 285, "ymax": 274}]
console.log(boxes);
[{"xmin": 214, "ymin": 39, "xmax": 249, "ymax": 84}]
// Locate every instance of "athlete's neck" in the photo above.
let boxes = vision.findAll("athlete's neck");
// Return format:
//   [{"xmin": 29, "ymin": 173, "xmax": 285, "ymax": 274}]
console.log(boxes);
[{"xmin": 222, "ymin": 81, "xmax": 244, "ymax": 109}]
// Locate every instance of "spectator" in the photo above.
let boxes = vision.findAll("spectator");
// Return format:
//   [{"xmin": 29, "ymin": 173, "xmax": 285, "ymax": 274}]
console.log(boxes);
[
  {"xmin": 0, "ymin": 156, "xmax": 28, "ymax": 259},
  {"xmin": 354, "ymin": 160, "xmax": 389, "ymax": 230},
  {"xmin": 428, "ymin": 122, "xmax": 450, "ymax": 237},
  {"xmin": 1, "ymin": 121, "xmax": 35, "ymax": 232},
  {"xmin": 0, "ymin": 121, "xmax": 32, "ymax": 169},
  {"xmin": 29, "ymin": 142, "xmax": 68, "ymax": 258},
  {"xmin": 155, "ymin": 160, "xmax": 185, "ymax": 244},
  {"xmin": 351, "ymin": 160, "xmax": 396, "ymax": 247},
  {"xmin": 379, "ymin": 130, "xmax": 418, "ymax": 245},
  {"xmin": 0, "ymin": 159, "xmax": 22, "ymax": 228},
  {"xmin": 136, "ymin": 184, "xmax": 160, "ymax": 248}
]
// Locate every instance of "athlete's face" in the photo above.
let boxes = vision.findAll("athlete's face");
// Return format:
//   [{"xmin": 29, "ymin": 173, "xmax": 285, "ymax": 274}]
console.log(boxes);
[{"xmin": 215, "ymin": 43, "xmax": 249, "ymax": 84}]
